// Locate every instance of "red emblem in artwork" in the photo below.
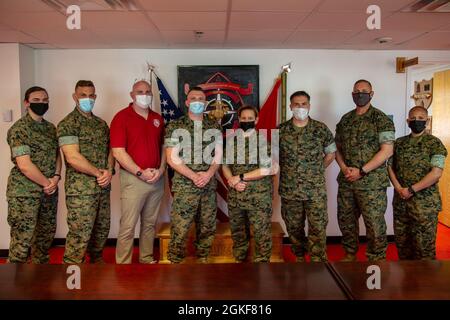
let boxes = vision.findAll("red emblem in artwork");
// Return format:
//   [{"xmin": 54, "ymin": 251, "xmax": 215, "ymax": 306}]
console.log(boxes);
[{"xmin": 184, "ymin": 72, "xmax": 254, "ymax": 129}]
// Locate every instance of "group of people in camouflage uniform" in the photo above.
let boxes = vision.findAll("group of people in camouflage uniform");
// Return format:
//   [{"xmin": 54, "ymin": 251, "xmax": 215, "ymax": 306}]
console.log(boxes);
[
  {"xmin": 5, "ymin": 78, "xmax": 447, "ymax": 264},
  {"xmin": 164, "ymin": 80, "xmax": 447, "ymax": 264},
  {"xmin": 7, "ymin": 80, "xmax": 113, "ymax": 264}
]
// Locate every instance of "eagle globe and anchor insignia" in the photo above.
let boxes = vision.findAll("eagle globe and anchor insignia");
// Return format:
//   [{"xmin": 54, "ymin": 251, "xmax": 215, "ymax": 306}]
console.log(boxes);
[
  {"xmin": 184, "ymin": 72, "xmax": 254, "ymax": 130},
  {"xmin": 411, "ymin": 78, "xmax": 433, "ymax": 133},
  {"xmin": 411, "ymin": 78, "xmax": 433, "ymax": 109}
]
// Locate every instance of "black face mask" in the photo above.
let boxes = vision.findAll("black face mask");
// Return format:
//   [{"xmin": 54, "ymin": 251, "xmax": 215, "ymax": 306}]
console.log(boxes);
[
  {"xmin": 239, "ymin": 121, "xmax": 255, "ymax": 132},
  {"xmin": 29, "ymin": 103, "xmax": 49, "ymax": 116},
  {"xmin": 408, "ymin": 120, "xmax": 427, "ymax": 134},
  {"xmin": 352, "ymin": 92, "xmax": 372, "ymax": 107}
]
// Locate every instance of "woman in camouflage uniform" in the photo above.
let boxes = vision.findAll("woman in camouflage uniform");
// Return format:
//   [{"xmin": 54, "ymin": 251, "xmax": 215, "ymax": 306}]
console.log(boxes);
[{"xmin": 6, "ymin": 86, "xmax": 61, "ymax": 263}]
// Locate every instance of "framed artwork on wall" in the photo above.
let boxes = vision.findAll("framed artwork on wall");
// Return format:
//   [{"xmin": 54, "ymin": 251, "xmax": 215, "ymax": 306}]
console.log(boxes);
[{"xmin": 177, "ymin": 65, "xmax": 259, "ymax": 129}]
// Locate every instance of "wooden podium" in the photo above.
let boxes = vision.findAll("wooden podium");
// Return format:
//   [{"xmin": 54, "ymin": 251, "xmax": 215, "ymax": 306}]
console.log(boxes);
[{"xmin": 157, "ymin": 222, "xmax": 285, "ymax": 263}]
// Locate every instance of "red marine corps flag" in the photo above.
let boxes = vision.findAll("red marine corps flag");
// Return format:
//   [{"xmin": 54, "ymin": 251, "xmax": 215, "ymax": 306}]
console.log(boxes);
[{"xmin": 256, "ymin": 77, "xmax": 282, "ymax": 141}]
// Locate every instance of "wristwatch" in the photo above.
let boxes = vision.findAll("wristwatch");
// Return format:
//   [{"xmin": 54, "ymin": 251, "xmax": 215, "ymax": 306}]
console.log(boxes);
[
  {"xmin": 239, "ymin": 173, "xmax": 245, "ymax": 182},
  {"xmin": 359, "ymin": 167, "xmax": 367, "ymax": 177},
  {"xmin": 408, "ymin": 186, "xmax": 416, "ymax": 195},
  {"xmin": 136, "ymin": 170, "xmax": 143, "ymax": 177}
]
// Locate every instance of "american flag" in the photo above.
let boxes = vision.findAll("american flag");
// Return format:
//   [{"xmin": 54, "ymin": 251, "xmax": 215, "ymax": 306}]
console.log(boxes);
[{"xmin": 157, "ymin": 76, "xmax": 184, "ymax": 123}]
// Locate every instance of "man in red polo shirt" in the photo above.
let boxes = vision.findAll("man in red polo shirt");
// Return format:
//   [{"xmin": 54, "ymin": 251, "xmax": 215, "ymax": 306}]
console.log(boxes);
[{"xmin": 110, "ymin": 80, "xmax": 166, "ymax": 264}]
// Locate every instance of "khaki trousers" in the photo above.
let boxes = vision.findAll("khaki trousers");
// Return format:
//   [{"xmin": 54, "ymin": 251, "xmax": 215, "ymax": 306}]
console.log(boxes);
[{"xmin": 116, "ymin": 169, "xmax": 164, "ymax": 264}]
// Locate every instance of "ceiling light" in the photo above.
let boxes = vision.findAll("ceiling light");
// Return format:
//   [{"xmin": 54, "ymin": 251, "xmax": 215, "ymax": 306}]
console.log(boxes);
[{"xmin": 375, "ymin": 37, "xmax": 393, "ymax": 44}]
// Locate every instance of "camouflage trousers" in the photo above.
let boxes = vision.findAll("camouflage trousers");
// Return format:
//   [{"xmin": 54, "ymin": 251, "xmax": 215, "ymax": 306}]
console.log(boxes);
[
  {"xmin": 228, "ymin": 205, "xmax": 272, "ymax": 263},
  {"xmin": 281, "ymin": 198, "xmax": 328, "ymax": 262},
  {"xmin": 393, "ymin": 193, "xmax": 438, "ymax": 260},
  {"xmin": 7, "ymin": 194, "xmax": 57, "ymax": 264},
  {"xmin": 168, "ymin": 189, "xmax": 216, "ymax": 263},
  {"xmin": 63, "ymin": 191, "xmax": 110, "ymax": 264},
  {"xmin": 337, "ymin": 186, "xmax": 388, "ymax": 261}
]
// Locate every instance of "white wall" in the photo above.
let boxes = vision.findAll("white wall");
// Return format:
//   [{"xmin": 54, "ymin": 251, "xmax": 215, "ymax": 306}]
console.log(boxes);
[
  {"xmin": 18, "ymin": 45, "xmax": 36, "ymax": 115},
  {"xmin": 0, "ymin": 44, "xmax": 22, "ymax": 250},
  {"xmin": 1, "ymin": 48, "xmax": 450, "ymax": 249}
]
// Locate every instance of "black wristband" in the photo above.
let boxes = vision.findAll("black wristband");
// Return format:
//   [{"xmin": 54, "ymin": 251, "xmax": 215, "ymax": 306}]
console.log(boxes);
[
  {"xmin": 359, "ymin": 167, "xmax": 367, "ymax": 177},
  {"xmin": 408, "ymin": 186, "xmax": 416, "ymax": 195},
  {"xmin": 239, "ymin": 173, "xmax": 245, "ymax": 181},
  {"xmin": 54, "ymin": 173, "xmax": 61, "ymax": 178}
]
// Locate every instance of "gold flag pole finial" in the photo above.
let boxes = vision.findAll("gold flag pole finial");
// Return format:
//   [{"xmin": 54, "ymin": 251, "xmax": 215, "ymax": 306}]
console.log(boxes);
[{"xmin": 282, "ymin": 63, "xmax": 292, "ymax": 73}]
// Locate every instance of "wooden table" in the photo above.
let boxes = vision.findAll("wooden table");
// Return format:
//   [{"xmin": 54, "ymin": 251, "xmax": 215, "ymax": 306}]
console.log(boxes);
[
  {"xmin": 329, "ymin": 260, "xmax": 450, "ymax": 300},
  {"xmin": 0, "ymin": 263, "xmax": 346, "ymax": 300},
  {"xmin": 3, "ymin": 261, "xmax": 450, "ymax": 300}
]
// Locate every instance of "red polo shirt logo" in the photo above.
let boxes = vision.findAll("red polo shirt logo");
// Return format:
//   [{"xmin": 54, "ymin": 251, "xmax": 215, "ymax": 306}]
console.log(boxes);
[{"xmin": 153, "ymin": 119, "xmax": 160, "ymax": 128}]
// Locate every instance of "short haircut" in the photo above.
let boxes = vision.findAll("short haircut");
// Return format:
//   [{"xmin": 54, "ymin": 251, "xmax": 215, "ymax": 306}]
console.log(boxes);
[
  {"xmin": 24, "ymin": 86, "xmax": 48, "ymax": 102},
  {"xmin": 409, "ymin": 106, "xmax": 428, "ymax": 117},
  {"xmin": 237, "ymin": 105, "xmax": 259, "ymax": 118},
  {"xmin": 354, "ymin": 79, "xmax": 372, "ymax": 90},
  {"xmin": 290, "ymin": 90, "xmax": 310, "ymax": 102},
  {"xmin": 75, "ymin": 80, "xmax": 95, "ymax": 91},
  {"xmin": 132, "ymin": 80, "xmax": 151, "ymax": 91},
  {"xmin": 188, "ymin": 86, "xmax": 205, "ymax": 95}
]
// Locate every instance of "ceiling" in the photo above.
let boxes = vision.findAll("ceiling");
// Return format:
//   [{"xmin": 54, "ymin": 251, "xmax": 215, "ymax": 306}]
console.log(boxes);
[{"xmin": 0, "ymin": 0, "xmax": 449, "ymax": 49}]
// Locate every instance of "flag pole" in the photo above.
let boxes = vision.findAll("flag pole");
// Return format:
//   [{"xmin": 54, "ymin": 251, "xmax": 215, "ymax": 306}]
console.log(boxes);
[
  {"xmin": 281, "ymin": 71, "xmax": 287, "ymax": 123},
  {"xmin": 147, "ymin": 62, "xmax": 155, "ymax": 87},
  {"xmin": 280, "ymin": 63, "xmax": 291, "ymax": 123},
  {"xmin": 147, "ymin": 62, "xmax": 163, "ymax": 114}
]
